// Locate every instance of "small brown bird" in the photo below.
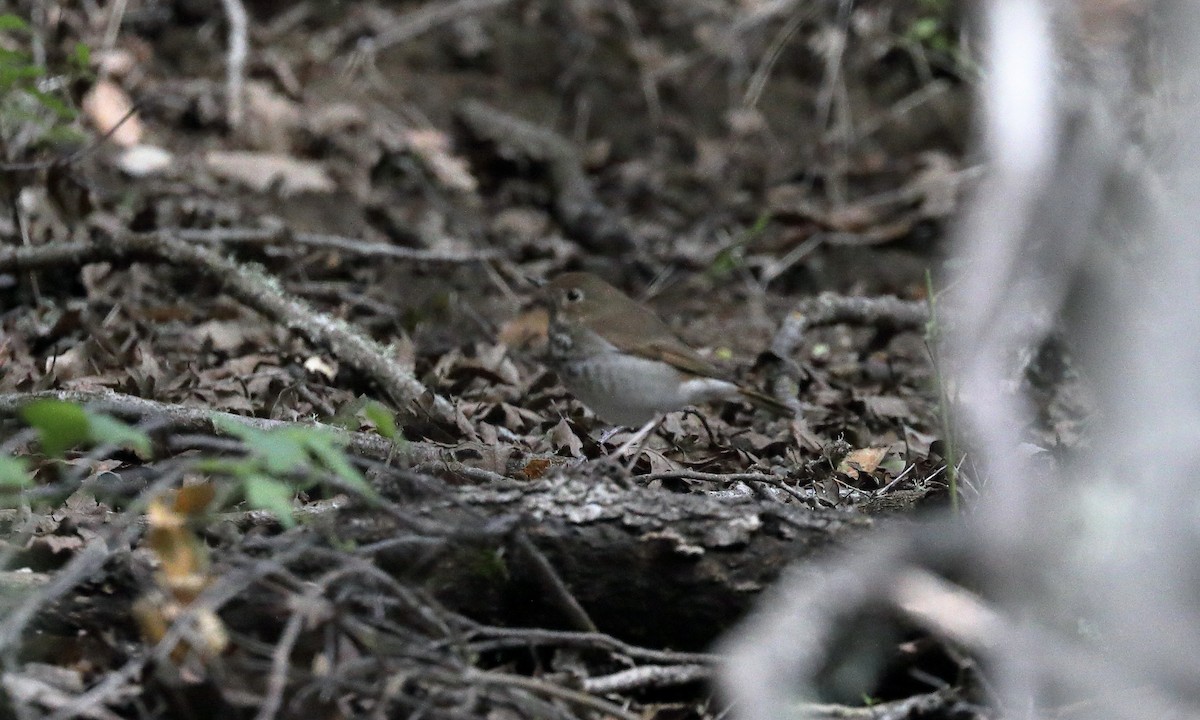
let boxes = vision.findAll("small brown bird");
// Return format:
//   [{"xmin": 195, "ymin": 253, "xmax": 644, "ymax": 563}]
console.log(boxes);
[{"xmin": 541, "ymin": 272, "xmax": 794, "ymax": 426}]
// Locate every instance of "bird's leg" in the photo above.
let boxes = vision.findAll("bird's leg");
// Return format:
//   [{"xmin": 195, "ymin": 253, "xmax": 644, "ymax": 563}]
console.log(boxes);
[{"xmin": 613, "ymin": 416, "xmax": 662, "ymax": 461}]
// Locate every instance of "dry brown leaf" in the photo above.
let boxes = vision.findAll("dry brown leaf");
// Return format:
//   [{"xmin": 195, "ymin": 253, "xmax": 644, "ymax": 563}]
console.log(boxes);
[
  {"xmin": 641, "ymin": 447, "xmax": 683, "ymax": 475},
  {"xmin": 490, "ymin": 207, "xmax": 551, "ymax": 241},
  {"xmin": 497, "ymin": 402, "xmax": 542, "ymax": 431},
  {"xmin": 838, "ymin": 447, "xmax": 889, "ymax": 479},
  {"xmin": 547, "ymin": 419, "xmax": 584, "ymax": 458},
  {"xmin": 82, "ymin": 80, "xmax": 143, "ymax": 148},
  {"xmin": 92, "ymin": 48, "xmax": 136, "ymax": 77},
  {"xmin": 303, "ymin": 355, "xmax": 338, "ymax": 380},
  {"xmin": 44, "ymin": 344, "xmax": 90, "ymax": 381},
  {"xmin": 913, "ymin": 152, "xmax": 961, "ymax": 218},
  {"xmin": 862, "ymin": 395, "xmax": 911, "ymax": 419},
  {"xmin": 173, "ymin": 482, "xmax": 216, "ymax": 516},
  {"xmin": 521, "ymin": 457, "xmax": 552, "ymax": 479},
  {"xmin": 133, "ymin": 592, "xmax": 228, "ymax": 665},
  {"xmin": 115, "ymin": 144, "xmax": 174, "ymax": 177},
  {"xmin": 194, "ymin": 319, "xmax": 265, "ymax": 352},
  {"xmin": 206, "ymin": 151, "xmax": 335, "ymax": 195},
  {"xmin": 239, "ymin": 80, "xmax": 302, "ymax": 152},
  {"xmin": 138, "ymin": 487, "xmax": 227, "ymax": 671},
  {"xmin": 789, "ymin": 417, "xmax": 824, "ymax": 452},
  {"xmin": 403, "ymin": 128, "xmax": 478, "ymax": 193},
  {"xmin": 146, "ymin": 496, "xmax": 209, "ymax": 600},
  {"xmin": 498, "ymin": 308, "xmax": 548, "ymax": 348},
  {"xmin": 388, "ymin": 334, "xmax": 417, "ymax": 378},
  {"xmin": 307, "ymin": 102, "xmax": 366, "ymax": 135},
  {"xmin": 28, "ymin": 534, "xmax": 84, "ymax": 555}
]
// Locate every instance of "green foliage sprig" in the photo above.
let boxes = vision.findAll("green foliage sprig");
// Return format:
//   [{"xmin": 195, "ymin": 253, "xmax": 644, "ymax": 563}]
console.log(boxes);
[
  {"xmin": 2, "ymin": 398, "xmax": 382, "ymax": 529},
  {"xmin": 0, "ymin": 13, "xmax": 90, "ymax": 150},
  {"xmin": 0, "ymin": 398, "xmax": 152, "ymax": 492},
  {"xmin": 201, "ymin": 417, "xmax": 379, "ymax": 527}
]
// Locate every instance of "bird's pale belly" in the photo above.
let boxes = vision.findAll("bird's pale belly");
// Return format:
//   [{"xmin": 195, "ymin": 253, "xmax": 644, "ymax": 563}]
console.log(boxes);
[{"xmin": 559, "ymin": 353, "xmax": 739, "ymax": 426}]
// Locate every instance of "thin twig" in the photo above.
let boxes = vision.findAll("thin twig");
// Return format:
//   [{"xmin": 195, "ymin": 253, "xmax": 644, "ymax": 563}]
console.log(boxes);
[
  {"xmin": 255, "ymin": 567, "xmax": 364, "ymax": 720},
  {"xmin": 100, "ymin": 0, "xmax": 130, "ymax": 59},
  {"xmin": 460, "ymin": 625, "xmax": 721, "ymax": 666},
  {"xmin": 513, "ymin": 530, "xmax": 597, "ymax": 632},
  {"xmin": 582, "ymin": 664, "xmax": 710, "ymax": 694},
  {"xmin": 639, "ymin": 469, "xmax": 808, "ymax": 502},
  {"xmin": 425, "ymin": 667, "xmax": 641, "ymax": 720},
  {"xmin": 373, "ymin": 0, "xmax": 514, "ymax": 50},
  {"xmin": 177, "ymin": 226, "xmax": 499, "ymax": 263},
  {"xmin": 219, "ymin": 0, "xmax": 249, "ymax": 129},
  {"xmin": 254, "ymin": 606, "xmax": 305, "ymax": 720},
  {"xmin": 0, "ymin": 542, "xmax": 111, "ymax": 657}
]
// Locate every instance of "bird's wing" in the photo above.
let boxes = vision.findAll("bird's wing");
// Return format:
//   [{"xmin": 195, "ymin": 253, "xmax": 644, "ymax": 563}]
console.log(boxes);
[{"xmin": 604, "ymin": 321, "xmax": 726, "ymax": 379}]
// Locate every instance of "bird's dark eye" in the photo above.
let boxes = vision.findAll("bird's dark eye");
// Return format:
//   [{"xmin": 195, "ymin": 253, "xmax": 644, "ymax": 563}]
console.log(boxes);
[{"xmin": 565, "ymin": 288, "xmax": 584, "ymax": 303}]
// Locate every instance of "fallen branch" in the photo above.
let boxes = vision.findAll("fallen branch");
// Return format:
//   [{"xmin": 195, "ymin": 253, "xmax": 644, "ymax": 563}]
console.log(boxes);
[
  {"xmin": 177, "ymin": 226, "xmax": 500, "ymax": 263},
  {"xmin": 771, "ymin": 292, "xmax": 930, "ymax": 360},
  {"xmin": 0, "ymin": 385, "xmax": 866, "ymax": 646},
  {"xmin": 0, "ymin": 231, "xmax": 456, "ymax": 424}
]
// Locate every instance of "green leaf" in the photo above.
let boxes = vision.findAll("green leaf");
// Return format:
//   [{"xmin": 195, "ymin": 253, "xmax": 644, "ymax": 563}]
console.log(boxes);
[
  {"xmin": 0, "ymin": 63, "xmax": 43, "ymax": 85},
  {"xmin": 37, "ymin": 124, "xmax": 87, "ymax": 147},
  {"xmin": 909, "ymin": 17, "xmax": 942, "ymax": 42},
  {"xmin": 72, "ymin": 43, "xmax": 90, "ymax": 69},
  {"xmin": 0, "ymin": 456, "xmax": 30, "ymax": 489},
  {"xmin": 707, "ymin": 246, "xmax": 744, "ymax": 277},
  {"xmin": 27, "ymin": 87, "xmax": 75, "ymax": 120},
  {"xmin": 86, "ymin": 412, "xmax": 152, "ymax": 457},
  {"xmin": 0, "ymin": 14, "xmax": 30, "ymax": 32},
  {"xmin": 747, "ymin": 210, "xmax": 772, "ymax": 238},
  {"xmin": 303, "ymin": 433, "xmax": 377, "ymax": 500},
  {"xmin": 252, "ymin": 432, "xmax": 309, "ymax": 475},
  {"xmin": 243, "ymin": 474, "xmax": 296, "ymax": 527},
  {"xmin": 361, "ymin": 400, "xmax": 398, "ymax": 440},
  {"xmin": 214, "ymin": 416, "xmax": 307, "ymax": 474},
  {"xmin": 193, "ymin": 456, "xmax": 245, "ymax": 476},
  {"xmin": 22, "ymin": 399, "xmax": 90, "ymax": 457},
  {"xmin": 0, "ymin": 47, "xmax": 31, "ymax": 65},
  {"xmin": 210, "ymin": 413, "xmax": 378, "ymax": 509},
  {"xmin": 325, "ymin": 396, "xmax": 368, "ymax": 430},
  {"xmin": 211, "ymin": 414, "xmax": 263, "ymax": 441}
]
